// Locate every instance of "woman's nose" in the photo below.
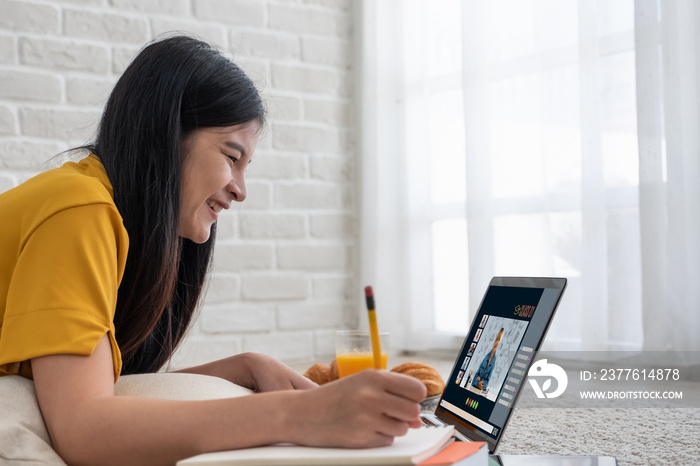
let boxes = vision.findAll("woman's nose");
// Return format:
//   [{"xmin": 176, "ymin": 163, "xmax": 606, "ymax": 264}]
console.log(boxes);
[{"xmin": 229, "ymin": 177, "xmax": 246, "ymax": 202}]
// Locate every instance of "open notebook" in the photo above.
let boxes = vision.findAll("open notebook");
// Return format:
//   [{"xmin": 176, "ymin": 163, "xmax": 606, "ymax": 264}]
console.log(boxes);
[{"xmin": 177, "ymin": 425, "xmax": 488, "ymax": 465}]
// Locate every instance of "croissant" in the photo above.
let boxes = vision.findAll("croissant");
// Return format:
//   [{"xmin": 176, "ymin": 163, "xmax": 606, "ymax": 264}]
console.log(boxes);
[
  {"xmin": 303, "ymin": 363, "xmax": 333, "ymax": 385},
  {"xmin": 390, "ymin": 362, "xmax": 445, "ymax": 397}
]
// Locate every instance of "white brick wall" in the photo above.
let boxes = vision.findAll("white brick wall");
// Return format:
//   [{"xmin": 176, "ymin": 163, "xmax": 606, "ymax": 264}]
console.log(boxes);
[{"xmin": 0, "ymin": 0, "xmax": 356, "ymax": 369}]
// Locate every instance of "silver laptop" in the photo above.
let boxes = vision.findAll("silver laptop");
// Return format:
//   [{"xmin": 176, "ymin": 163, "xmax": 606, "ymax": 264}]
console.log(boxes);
[{"xmin": 420, "ymin": 277, "xmax": 618, "ymax": 465}]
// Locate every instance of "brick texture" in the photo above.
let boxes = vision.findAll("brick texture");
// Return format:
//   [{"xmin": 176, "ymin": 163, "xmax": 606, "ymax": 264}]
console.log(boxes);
[{"xmin": 0, "ymin": 0, "xmax": 355, "ymax": 368}]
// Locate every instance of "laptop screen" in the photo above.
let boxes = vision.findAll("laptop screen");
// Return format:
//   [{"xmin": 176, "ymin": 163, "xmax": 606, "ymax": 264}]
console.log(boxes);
[{"xmin": 435, "ymin": 277, "xmax": 567, "ymax": 452}]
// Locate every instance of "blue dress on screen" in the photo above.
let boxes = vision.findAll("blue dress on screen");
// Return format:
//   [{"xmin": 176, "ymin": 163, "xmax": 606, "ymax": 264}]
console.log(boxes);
[{"xmin": 472, "ymin": 351, "xmax": 496, "ymax": 389}]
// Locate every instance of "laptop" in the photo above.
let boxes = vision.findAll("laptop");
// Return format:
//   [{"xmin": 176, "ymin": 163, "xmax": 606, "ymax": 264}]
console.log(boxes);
[{"xmin": 419, "ymin": 277, "xmax": 618, "ymax": 466}]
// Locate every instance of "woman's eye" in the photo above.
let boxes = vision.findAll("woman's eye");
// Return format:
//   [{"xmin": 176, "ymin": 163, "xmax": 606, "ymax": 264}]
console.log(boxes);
[{"xmin": 225, "ymin": 154, "xmax": 239, "ymax": 163}]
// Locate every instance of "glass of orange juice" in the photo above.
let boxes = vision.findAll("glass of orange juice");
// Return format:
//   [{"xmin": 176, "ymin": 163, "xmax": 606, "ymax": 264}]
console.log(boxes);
[{"xmin": 335, "ymin": 330, "xmax": 389, "ymax": 378}]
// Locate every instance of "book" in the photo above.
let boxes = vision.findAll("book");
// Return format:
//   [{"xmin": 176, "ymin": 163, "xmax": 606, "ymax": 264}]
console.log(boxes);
[
  {"xmin": 419, "ymin": 441, "xmax": 488, "ymax": 465},
  {"xmin": 177, "ymin": 426, "xmax": 467, "ymax": 465}
]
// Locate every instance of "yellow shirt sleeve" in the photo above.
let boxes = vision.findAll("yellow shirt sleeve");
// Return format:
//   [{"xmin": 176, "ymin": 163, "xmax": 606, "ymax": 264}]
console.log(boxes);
[{"xmin": 0, "ymin": 202, "xmax": 128, "ymax": 381}]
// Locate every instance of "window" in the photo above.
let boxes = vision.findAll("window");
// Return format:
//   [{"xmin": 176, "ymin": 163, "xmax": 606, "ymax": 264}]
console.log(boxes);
[{"xmin": 358, "ymin": 0, "xmax": 700, "ymax": 353}]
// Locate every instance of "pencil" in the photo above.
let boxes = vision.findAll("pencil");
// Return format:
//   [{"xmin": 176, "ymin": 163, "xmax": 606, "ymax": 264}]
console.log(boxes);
[{"xmin": 364, "ymin": 286, "xmax": 383, "ymax": 369}]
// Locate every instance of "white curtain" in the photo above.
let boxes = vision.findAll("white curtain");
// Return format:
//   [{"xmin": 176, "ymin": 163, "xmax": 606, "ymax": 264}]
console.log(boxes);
[
  {"xmin": 356, "ymin": 0, "xmax": 700, "ymax": 353},
  {"xmin": 636, "ymin": 0, "xmax": 700, "ymax": 353}
]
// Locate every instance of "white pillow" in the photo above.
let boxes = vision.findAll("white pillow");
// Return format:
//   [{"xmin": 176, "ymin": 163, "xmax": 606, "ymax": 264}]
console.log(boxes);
[
  {"xmin": 0, "ymin": 373, "xmax": 253, "ymax": 465},
  {"xmin": 114, "ymin": 372, "xmax": 254, "ymax": 400},
  {"xmin": 0, "ymin": 375, "xmax": 65, "ymax": 465}
]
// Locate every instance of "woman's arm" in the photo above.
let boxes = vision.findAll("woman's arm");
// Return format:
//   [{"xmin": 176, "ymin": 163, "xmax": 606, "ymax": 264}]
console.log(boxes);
[
  {"xmin": 32, "ymin": 334, "xmax": 426, "ymax": 466},
  {"xmin": 175, "ymin": 352, "xmax": 317, "ymax": 392}
]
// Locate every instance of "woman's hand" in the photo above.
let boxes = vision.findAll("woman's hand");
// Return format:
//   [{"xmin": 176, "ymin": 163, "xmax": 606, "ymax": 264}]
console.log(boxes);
[
  {"xmin": 285, "ymin": 369, "xmax": 427, "ymax": 449},
  {"xmin": 229, "ymin": 353, "xmax": 318, "ymax": 392},
  {"xmin": 178, "ymin": 352, "xmax": 317, "ymax": 392}
]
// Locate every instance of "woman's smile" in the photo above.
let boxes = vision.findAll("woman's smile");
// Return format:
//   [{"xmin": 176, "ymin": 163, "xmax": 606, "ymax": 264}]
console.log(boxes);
[
  {"xmin": 206, "ymin": 199, "xmax": 226, "ymax": 217},
  {"xmin": 207, "ymin": 200, "xmax": 222, "ymax": 213}
]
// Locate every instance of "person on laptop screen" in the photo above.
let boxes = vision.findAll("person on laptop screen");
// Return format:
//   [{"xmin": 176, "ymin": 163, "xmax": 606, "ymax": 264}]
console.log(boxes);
[{"xmin": 472, "ymin": 328, "xmax": 504, "ymax": 391}]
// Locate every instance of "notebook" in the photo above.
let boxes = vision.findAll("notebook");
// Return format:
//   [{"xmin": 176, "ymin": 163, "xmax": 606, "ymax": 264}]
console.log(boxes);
[
  {"xmin": 177, "ymin": 424, "xmax": 484, "ymax": 465},
  {"xmin": 420, "ymin": 277, "xmax": 568, "ymax": 454}
]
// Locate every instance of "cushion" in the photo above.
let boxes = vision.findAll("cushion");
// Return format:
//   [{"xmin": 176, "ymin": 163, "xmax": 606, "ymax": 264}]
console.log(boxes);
[
  {"xmin": 0, "ymin": 373, "xmax": 253, "ymax": 465},
  {"xmin": 114, "ymin": 372, "xmax": 254, "ymax": 400},
  {"xmin": 0, "ymin": 375, "xmax": 64, "ymax": 465}
]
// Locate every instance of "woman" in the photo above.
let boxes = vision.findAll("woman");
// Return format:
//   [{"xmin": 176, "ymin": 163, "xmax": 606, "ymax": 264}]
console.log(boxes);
[
  {"xmin": 472, "ymin": 328, "xmax": 504, "ymax": 391},
  {"xmin": 0, "ymin": 36, "xmax": 425, "ymax": 465}
]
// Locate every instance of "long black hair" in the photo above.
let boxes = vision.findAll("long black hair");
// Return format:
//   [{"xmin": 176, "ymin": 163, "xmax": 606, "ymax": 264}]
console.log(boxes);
[{"xmin": 87, "ymin": 35, "xmax": 265, "ymax": 374}]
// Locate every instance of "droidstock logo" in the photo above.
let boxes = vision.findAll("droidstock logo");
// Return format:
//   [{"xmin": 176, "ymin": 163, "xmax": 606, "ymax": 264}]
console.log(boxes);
[{"xmin": 528, "ymin": 359, "xmax": 568, "ymax": 398}]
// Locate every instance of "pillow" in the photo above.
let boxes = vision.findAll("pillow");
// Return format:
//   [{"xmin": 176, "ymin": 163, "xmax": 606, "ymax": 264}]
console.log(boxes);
[
  {"xmin": 0, "ymin": 373, "xmax": 253, "ymax": 465},
  {"xmin": 0, "ymin": 375, "xmax": 66, "ymax": 465},
  {"xmin": 114, "ymin": 372, "xmax": 254, "ymax": 400}
]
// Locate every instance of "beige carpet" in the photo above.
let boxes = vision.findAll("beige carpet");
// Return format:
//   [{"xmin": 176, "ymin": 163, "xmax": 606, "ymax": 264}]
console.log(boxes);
[{"xmin": 496, "ymin": 407, "xmax": 700, "ymax": 465}]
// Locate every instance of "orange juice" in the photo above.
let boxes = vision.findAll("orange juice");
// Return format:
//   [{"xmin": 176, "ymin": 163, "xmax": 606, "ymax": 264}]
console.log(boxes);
[{"xmin": 336, "ymin": 352, "xmax": 388, "ymax": 378}]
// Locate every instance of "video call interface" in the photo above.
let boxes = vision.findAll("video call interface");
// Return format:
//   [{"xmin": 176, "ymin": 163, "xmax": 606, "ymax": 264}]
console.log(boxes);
[{"xmin": 439, "ymin": 285, "xmax": 561, "ymax": 442}]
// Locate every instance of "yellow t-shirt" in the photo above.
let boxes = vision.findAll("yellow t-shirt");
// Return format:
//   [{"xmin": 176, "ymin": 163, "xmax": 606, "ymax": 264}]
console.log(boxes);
[{"xmin": 0, "ymin": 154, "xmax": 128, "ymax": 381}]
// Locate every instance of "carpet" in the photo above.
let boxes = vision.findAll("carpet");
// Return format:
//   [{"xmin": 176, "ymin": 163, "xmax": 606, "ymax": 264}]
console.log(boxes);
[{"xmin": 497, "ymin": 407, "xmax": 700, "ymax": 465}]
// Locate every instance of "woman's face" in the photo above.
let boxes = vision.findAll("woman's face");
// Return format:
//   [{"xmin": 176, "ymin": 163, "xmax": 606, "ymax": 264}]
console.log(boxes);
[
  {"xmin": 493, "ymin": 331, "xmax": 503, "ymax": 351},
  {"xmin": 179, "ymin": 122, "xmax": 259, "ymax": 243}
]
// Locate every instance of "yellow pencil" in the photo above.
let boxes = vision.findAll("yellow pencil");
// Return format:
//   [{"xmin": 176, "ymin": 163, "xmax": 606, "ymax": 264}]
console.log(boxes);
[{"xmin": 364, "ymin": 286, "xmax": 383, "ymax": 369}]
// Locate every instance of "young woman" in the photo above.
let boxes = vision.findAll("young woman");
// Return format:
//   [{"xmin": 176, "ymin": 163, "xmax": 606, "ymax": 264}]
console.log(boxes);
[
  {"xmin": 472, "ymin": 328, "xmax": 504, "ymax": 390},
  {"xmin": 0, "ymin": 36, "xmax": 425, "ymax": 465}
]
